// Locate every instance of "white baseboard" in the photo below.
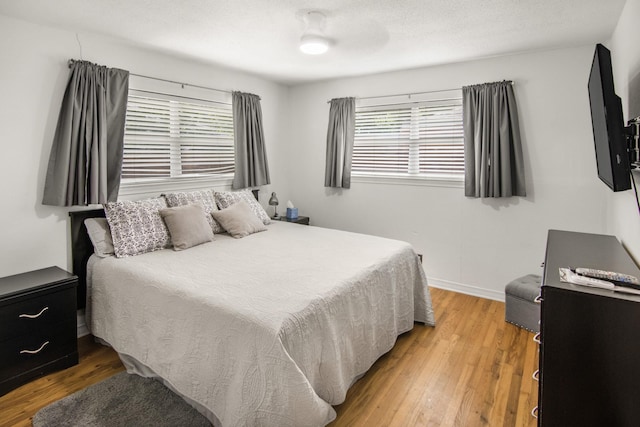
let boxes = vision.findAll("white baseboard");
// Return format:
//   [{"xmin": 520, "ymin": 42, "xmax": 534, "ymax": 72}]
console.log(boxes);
[{"xmin": 428, "ymin": 277, "xmax": 505, "ymax": 302}]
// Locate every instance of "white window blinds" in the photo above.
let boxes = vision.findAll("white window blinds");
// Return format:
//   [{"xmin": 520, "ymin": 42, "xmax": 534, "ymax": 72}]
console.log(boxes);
[
  {"xmin": 353, "ymin": 96, "xmax": 464, "ymax": 179},
  {"xmin": 122, "ymin": 91, "xmax": 234, "ymax": 184}
]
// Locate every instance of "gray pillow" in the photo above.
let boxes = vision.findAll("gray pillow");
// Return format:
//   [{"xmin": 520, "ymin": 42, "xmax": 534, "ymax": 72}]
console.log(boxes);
[
  {"xmin": 163, "ymin": 190, "xmax": 223, "ymax": 234},
  {"xmin": 159, "ymin": 204, "xmax": 214, "ymax": 251},
  {"xmin": 84, "ymin": 217, "xmax": 114, "ymax": 257},
  {"xmin": 210, "ymin": 201, "xmax": 267, "ymax": 238},
  {"xmin": 214, "ymin": 189, "xmax": 271, "ymax": 225}
]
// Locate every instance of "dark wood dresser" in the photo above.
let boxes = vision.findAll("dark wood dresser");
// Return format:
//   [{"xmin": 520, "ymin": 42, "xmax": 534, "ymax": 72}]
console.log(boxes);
[
  {"xmin": 538, "ymin": 230, "xmax": 640, "ymax": 426},
  {"xmin": 0, "ymin": 267, "xmax": 78, "ymax": 396}
]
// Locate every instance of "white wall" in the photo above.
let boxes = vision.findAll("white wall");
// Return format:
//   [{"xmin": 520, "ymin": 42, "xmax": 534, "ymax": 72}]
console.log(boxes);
[
  {"xmin": 0, "ymin": 14, "xmax": 290, "ymax": 278},
  {"xmin": 286, "ymin": 46, "xmax": 610, "ymax": 300},
  {"xmin": 609, "ymin": 0, "xmax": 640, "ymax": 264}
]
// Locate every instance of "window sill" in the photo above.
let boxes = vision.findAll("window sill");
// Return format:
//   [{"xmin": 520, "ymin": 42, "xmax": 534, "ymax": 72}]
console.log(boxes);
[
  {"xmin": 118, "ymin": 176, "xmax": 234, "ymax": 198},
  {"xmin": 351, "ymin": 174, "xmax": 464, "ymax": 188}
]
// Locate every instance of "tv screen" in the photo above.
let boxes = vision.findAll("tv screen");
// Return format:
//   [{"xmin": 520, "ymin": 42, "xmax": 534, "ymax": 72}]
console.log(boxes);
[{"xmin": 588, "ymin": 43, "xmax": 631, "ymax": 192}]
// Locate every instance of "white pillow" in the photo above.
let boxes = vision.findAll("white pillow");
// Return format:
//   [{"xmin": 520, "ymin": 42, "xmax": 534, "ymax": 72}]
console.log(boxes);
[{"xmin": 84, "ymin": 217, "xmax": 114, "ymax": 257}]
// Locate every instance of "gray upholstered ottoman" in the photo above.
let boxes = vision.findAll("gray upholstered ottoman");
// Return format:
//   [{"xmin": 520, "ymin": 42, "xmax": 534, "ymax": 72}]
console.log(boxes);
[{"xmin": 505, "ymin": 274, "xmax": 542, "ymax": 333}]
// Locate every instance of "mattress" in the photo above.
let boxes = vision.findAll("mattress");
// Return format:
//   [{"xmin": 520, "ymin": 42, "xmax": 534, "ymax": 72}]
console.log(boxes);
[{"xmin": 87, "ymin": 221, "xmax": 435, "ymax": 426}]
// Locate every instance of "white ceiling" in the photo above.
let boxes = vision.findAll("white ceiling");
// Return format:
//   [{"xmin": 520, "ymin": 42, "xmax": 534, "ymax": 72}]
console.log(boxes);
[{"xmin": 0, "ymin": 0, "xmax": 627, "ymax": 85}]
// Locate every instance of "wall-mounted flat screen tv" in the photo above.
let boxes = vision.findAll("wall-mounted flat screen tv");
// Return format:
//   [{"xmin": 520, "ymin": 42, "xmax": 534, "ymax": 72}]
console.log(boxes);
[{"xmin": 588, "ymin": 43, "xmax": 631, "ymax": 192}]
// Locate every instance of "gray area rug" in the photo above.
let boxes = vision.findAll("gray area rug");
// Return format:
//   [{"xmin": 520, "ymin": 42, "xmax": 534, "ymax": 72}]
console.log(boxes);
[{"xmin": 32, "ymin": 372, "xmax": 212, "ymax": 427}]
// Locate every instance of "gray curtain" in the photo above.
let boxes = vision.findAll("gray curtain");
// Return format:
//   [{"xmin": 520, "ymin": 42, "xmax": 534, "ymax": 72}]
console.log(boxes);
[
  {"xmin": 232, "ymin": 91, "xmax": 270, "ymax": 189},
  {"xmin": 324, "ymin": 97, "xmax": 355, "ymax": 188},
  {"xmin": 463, "ymin": 81, "xmax": 526, "ymax": 198},
  {"xmin": 42, "ymin": 60, "xmax": 129, "ymax": 206}
]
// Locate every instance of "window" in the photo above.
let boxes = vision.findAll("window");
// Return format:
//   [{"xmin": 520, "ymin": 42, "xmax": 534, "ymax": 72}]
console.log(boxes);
[
  {"xmin": 353, "ymin": 94, "xmax": 464, "ymax": 182},
  {"xmin": 121, "ymin": 90, "xmax": 234, "ymax": 187}
]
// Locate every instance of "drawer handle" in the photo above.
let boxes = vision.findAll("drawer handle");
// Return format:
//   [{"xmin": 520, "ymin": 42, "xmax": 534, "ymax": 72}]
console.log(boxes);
[
  {"xmin": 534, "ymin": 295, "xmax": 543, "ymax": 303},
  {"xmin": 533, "ymin": 332, "xmax": 541, "ymax": 344},
  {"xmin": 19, "ymin": 306, "xmax": 49, "ymax": 319},
  {"xmin": 20, "ymin": 341, "xmax": 50, "ymax": 355},
  {"xmin": 531, "ymin": 406, "xmax": 538, "ymax": 419},
  {"xmin": 532, "ymin": 369, "xmax": 539, "ymax": 381}
]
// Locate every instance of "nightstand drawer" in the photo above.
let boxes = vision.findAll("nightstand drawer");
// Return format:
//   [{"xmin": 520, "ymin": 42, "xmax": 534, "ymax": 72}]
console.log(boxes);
[
  {"xmin": 0, "ymin": 320, "xmax": 77, "ymax": 381},
  {"xmin": 0, "ymin": 287, "xmax": 76, "ymax": 342}
]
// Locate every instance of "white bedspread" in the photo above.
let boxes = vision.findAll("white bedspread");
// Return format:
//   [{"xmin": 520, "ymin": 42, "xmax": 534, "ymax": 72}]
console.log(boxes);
[{"xmin": 88, "ymin": 222, "xmax": 435, "ymax": 426}]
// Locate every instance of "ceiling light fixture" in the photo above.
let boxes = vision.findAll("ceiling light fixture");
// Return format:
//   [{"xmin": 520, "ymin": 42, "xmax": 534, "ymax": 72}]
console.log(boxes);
[{"xmin": 300, "ymin": 11, "xmax": 329, "ymax": 55}]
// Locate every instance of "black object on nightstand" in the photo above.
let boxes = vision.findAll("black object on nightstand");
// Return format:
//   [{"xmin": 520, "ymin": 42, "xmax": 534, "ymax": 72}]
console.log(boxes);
[
  {"xmin": 0, "ymin": 266, "xmax": 78, "ymax": 396},
  {"xmin": 277, "ymin": 215, "xmax": 310, "ymax": 225}
]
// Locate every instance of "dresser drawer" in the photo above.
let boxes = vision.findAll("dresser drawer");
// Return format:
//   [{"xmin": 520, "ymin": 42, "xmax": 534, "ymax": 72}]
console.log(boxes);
[
  {"xmin": 0, "ymin": 287, "xmax": 76, "ymax": 342},
  {"xmin": 0, "ymin": 320, "xmax": 77, "ymax": 381}
]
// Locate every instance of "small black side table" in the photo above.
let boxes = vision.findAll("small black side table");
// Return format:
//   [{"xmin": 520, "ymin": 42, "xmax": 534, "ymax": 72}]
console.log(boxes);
[
  {"xmin": 0, "ymin": 267, "xmax": 78, "ymax": 396},
  {"xmin": 276, "ymin": 215, "xmax": 310, "ymax": 225}
]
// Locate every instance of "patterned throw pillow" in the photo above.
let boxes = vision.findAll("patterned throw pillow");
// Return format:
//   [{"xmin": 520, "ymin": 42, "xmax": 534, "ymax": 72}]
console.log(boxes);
[
  {"xmin": 214, "ymin": 189, "xmax": 271, "ymax": 225},
  {"xmin": 104, "ymin": 197, "xmax": 171, "ymax": 258},
  {"xmin": 163, "ymin": 190, "xmax": 223, "ymax": 234}
]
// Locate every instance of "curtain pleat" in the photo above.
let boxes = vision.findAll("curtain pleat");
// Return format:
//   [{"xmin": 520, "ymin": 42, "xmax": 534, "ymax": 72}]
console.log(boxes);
[
  {"xmin": 324, "ymin": 97, "xmax": 355, "ymax": 189},
  {"xmin": 463, "ymin": 81, "xmax": 526, "ymax": 198},
  {"xmin": 231, "ymin": 92, "xmax": 270, "ymax": 189},
  {"xmin": 42, "ymin": 60, "xmax": 129, "ymax": 206}
]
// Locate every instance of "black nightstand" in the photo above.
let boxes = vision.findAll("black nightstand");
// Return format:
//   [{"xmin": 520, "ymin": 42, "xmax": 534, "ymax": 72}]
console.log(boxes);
[
  {"xmin": 0, "ymin": 267, "xmax": 78, "ymax": 396},
  {"xmin": 276, "ymin": 215, "xmax": 310, "ymax": 225}
]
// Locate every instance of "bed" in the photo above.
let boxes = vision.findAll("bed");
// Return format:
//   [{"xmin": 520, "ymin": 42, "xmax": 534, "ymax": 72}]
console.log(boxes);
[{"xmin": 70, "ymin": 190, "xmax": 435, "ymax": 427}]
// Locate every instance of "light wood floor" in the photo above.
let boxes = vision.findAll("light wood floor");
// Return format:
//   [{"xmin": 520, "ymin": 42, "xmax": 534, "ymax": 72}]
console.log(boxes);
[{"xmin": 0, "ymin": 288, "xmax": 538, "ymax": 427}]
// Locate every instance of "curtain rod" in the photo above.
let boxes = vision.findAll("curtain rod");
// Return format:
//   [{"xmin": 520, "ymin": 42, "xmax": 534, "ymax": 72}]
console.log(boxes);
[
  {"xmin": 327, "ymin": 87, "xmax": 461, "ymax": 104},
  {"xmin": 130, "ymin": 88, "xmax": 231, "ymax": 105},
  {"xmin": 326, "ymin": 81, "xmax": 514, "ymax": 103},
  {"xmin": 67, "ymin": 59, "xmax": 232, "ymax": 95}
]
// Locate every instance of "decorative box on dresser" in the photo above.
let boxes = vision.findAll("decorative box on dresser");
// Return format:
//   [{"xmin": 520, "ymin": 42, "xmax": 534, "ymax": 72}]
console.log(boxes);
[
  {"xmin": 0, "ymin": 267, "xmax": 78, "ymax": 396},
  {"xmin": 537, "ymin": 230, "xmax": 640, "ymax": 426}
]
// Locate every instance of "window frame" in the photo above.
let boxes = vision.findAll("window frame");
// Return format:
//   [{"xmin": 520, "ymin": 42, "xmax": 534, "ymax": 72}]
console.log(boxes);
[{"xmin": 351, "ymin": 90, "xmax": 464, "ymax": 188}]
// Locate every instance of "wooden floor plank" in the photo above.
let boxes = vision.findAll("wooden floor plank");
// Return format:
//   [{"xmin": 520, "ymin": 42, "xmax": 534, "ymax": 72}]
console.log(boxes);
[{"xmin": 0, "ymin": 288, "xmax": 538, "ymax": 427}]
